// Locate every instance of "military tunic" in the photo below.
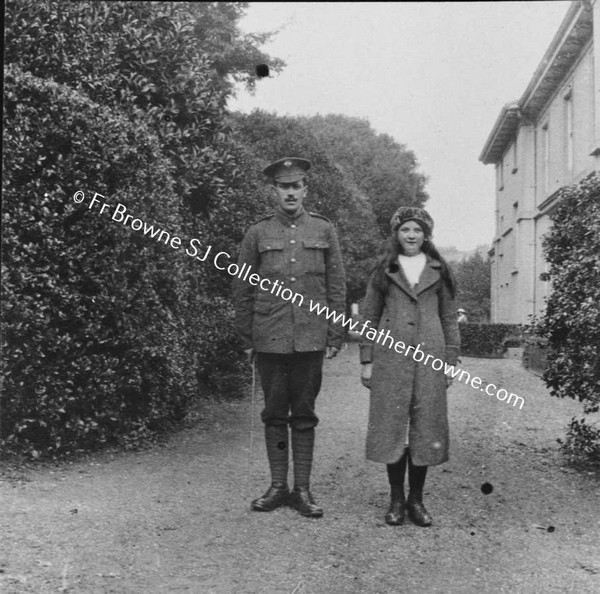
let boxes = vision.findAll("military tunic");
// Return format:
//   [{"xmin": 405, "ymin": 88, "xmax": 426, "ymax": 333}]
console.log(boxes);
[{"xmin": 234, "ymin": 207, "xmax": 346, "ymax": 353}]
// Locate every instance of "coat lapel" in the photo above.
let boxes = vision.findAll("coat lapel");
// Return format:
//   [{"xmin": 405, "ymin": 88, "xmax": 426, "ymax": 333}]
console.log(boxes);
[
  {"xmin": 385, "ymin": 256, "xmax": 441, "ymax": 299},
  {"xmin": 416, "ymin": 257, "xmax": 442, "ymax": 295},
  {"xmin": 385, "ymin": 267, "xmax": 418, "ymax": 300}
]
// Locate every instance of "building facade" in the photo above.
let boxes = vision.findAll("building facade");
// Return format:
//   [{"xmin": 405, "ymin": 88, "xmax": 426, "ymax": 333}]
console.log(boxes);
[{"xmin": 480, "ymin": 0, "xmax": 600, "ymax": 324}]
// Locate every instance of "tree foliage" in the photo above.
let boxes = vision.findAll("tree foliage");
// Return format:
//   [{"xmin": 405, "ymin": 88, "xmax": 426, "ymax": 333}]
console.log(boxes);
[
  {"xmin": 299, "ymin": 114, "xmax": 429, "ymax": 238},
  {"xmin": 535, "ymin": 172, "xmax": 600, "ymax": 414},
  {"xmin": 2, "ymin": 67, "xmax": 198, "ymax": 455},
  {"xmin": 4, "ymin": 0, "xmax": 282, "ymax": 220}
]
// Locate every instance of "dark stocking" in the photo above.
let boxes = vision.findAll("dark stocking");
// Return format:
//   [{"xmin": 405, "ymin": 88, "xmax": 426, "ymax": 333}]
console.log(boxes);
[
  {"xmin": 386, "ymin": 450, "xmax": 408, "ymax": 486},
  {"xmin": 408, "ymin": 453, "xmax": 428, "ymax": 502}
]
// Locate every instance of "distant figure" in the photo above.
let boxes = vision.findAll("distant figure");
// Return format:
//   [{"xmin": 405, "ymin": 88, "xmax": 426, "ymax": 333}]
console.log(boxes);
[{"xmin": 457, "ymin": 308, "xmax": 469, "ymax": 324}]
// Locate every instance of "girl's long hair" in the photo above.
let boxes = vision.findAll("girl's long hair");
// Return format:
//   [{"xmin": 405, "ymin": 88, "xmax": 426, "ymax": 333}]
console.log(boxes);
[{"xmin": 372, "ymin": 231, "xmax": 457, "ymax": 298}]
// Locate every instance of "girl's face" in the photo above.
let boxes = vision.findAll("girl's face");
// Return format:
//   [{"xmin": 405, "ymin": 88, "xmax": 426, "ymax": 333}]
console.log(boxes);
[{"xmin": 397, "ymin": 220, "xmax": 425, "ymax": 256}]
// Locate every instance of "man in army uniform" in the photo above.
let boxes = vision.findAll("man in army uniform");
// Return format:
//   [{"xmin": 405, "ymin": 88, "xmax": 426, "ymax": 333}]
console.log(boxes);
[{"xmin": 233, "ymin": 157, "xmax": 346, "ymax": 518}]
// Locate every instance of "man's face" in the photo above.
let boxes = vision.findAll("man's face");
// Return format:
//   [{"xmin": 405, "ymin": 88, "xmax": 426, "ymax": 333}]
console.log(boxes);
[{"xmin": 272, "ymin": 180, "xmax": 307, "ymax": 215}]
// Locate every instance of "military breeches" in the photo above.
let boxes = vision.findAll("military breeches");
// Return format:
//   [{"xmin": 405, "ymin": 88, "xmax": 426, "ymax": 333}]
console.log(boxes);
[{"xmin": 256, "ymin": 352, "xmax": 324, "ymax": 430}]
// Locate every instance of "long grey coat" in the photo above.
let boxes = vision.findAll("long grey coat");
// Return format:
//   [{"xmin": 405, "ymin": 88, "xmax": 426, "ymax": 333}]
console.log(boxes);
[{"xmin": 359, "ymin": 257, "xmax": 460, "ymax": 466}]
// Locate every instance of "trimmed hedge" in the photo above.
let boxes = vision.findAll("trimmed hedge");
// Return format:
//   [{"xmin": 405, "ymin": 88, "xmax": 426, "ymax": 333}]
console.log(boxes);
[
  {"xmin": 459, "ymin": 323, "xmax": 523, "ymax": 358},
  {"xmin": 1, "ymin": 66, "xmax": 234, "ymax": 457}
]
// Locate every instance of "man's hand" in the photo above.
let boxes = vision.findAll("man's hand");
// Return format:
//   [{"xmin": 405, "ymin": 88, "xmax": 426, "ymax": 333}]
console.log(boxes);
[
  {"xmin": 244, "ymin": 348, "xmax": 255, "ymax": 364},
  {"xmin": 325, "ymin": 346, "xmax": 339, "ymax": 359},
  {"xmin": 361, "ymin": 362, "xmax": 372, "ymax": 389}
]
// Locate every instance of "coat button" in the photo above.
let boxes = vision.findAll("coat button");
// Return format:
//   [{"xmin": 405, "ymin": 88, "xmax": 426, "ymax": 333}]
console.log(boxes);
[
  {"xmin": 291, "ymin": 277, "xmax": 296, "ymax": 282},
  {"xmin": 290, "ymin": 240, "xmax": 296, "ymax": 244},
  {"xmin": 291, "ymin": 258, "xmax": 296, "ymax": 263},
  {"xmin": 291, "ymin": 224, "xmax": 297, "ymax": 229}
]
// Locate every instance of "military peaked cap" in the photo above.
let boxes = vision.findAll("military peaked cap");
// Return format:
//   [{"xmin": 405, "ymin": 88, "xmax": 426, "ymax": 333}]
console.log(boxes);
[{"xmin": 262, "ymin": 157, "xmax": 312, "ymax": 182}]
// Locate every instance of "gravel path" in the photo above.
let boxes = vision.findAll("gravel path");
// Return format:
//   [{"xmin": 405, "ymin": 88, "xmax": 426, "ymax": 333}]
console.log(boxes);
[{"xmin": 2, "ymin": 345, "xmax": 599, "ymax": 593}]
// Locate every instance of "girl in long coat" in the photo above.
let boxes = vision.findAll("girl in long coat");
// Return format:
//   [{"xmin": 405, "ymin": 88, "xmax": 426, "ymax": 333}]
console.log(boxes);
[{"xmin": 360, "ymin": 207, "xmax": 460, "ymax": 527}]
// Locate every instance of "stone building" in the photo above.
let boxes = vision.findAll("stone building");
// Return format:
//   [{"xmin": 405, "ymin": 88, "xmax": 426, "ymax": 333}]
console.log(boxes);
[{"xmin": 480, "ymin": 0, "xmax": 600, "ymax": 324}]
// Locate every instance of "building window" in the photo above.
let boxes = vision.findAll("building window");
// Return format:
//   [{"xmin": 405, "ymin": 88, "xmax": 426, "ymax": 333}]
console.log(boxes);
[{"xmin": 564, "ymin": 86, "xmax": 574, "ymax": 173}]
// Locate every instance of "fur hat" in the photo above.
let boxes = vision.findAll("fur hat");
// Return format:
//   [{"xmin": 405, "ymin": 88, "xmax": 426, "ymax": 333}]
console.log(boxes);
[{"xmin": 390, "ymin": 206, "xmax": 434, "ymax": 236}]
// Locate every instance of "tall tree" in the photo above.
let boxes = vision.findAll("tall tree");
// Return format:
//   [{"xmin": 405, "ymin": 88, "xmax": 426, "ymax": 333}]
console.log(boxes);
[{"xmin": 300, "ymin": 114, "xmax": 429, "ymax": 237}]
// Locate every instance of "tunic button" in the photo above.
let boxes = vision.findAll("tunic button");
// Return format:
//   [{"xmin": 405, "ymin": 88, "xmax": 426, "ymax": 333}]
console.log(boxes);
[
  {"xmin": 291, "ymin": 277, "xmax": 296, "ymax": 282},
  {"xmin": 291, "ymin": 224, "xmax": 297, "ymax": 229},
  {"xmin": 290, "ymin": 240, "xmax": 296, "ymax": 244},
  {"xmin": 291, "ymin": 258, "xmax": 297, "ymax": 263}
]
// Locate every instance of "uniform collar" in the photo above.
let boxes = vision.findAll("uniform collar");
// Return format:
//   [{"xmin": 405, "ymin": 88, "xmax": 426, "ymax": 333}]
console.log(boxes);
[{"xmin": 274, "ymin": 205, "xmax": 307, "ymax": 226}]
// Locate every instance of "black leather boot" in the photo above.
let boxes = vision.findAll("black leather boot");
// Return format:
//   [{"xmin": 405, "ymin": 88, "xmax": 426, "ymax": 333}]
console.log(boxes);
[
  {"xmin": 289, "ymin": 428, "xmax": 323, "ymax": 517},
  {"xmin": 288, "ymin": 487, "xmax": 323, "ymax": 518},
  {"xmin": 385, "ymin": 485, "xmax": 405, "ymax": 526},
  {"xmin": 406, "ymin": 497, "xmax": 432, "ymax": 526},
  {"xmin": 251, "ymin": 483, "xmax": 290, "ymax": 512}
]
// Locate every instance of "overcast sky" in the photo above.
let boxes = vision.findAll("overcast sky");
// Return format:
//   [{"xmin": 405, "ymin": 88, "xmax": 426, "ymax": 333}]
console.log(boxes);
[{"xmin": 228, "ymin": 1, "xmax": 572, "ymax": 251}]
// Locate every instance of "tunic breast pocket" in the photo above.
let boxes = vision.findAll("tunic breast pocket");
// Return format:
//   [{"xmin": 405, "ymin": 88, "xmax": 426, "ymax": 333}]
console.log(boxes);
[
  {"xmin": 302, "ymin": 238, "xmax": 329, "ymax": 274},
  {"xmin": 258, "ymin": 240, "xmax": 284, "ymax": 276}
]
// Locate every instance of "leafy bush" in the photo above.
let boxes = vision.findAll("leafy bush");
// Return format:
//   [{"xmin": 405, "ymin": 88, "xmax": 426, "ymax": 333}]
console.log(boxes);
[
  {"xmin": 536, "ymin": 172, "xmax": 600, "ymax": 413},
  {"xmin": 557, "ymin": 418, "xmax": 600, "ymax": 469},
  {"xmin": 534, "ymin": 172, "xmax": 600, "ymax": 464},
  {"xmin": 1, "ymin": 66, "xmax": 201, "ymax": 457},
  {"xmin": 1, "ymin": 67, "xmax": 253, "ymax": 458},
  {"xmin": 459, "ymin": 323, "xmax": 523, "ymax": 358}
]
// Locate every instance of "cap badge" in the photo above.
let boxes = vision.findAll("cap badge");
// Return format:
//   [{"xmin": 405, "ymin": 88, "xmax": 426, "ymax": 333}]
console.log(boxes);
[{"xmin": 284, "ymin": 160, "xmax": 292, "ymax": 167}]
